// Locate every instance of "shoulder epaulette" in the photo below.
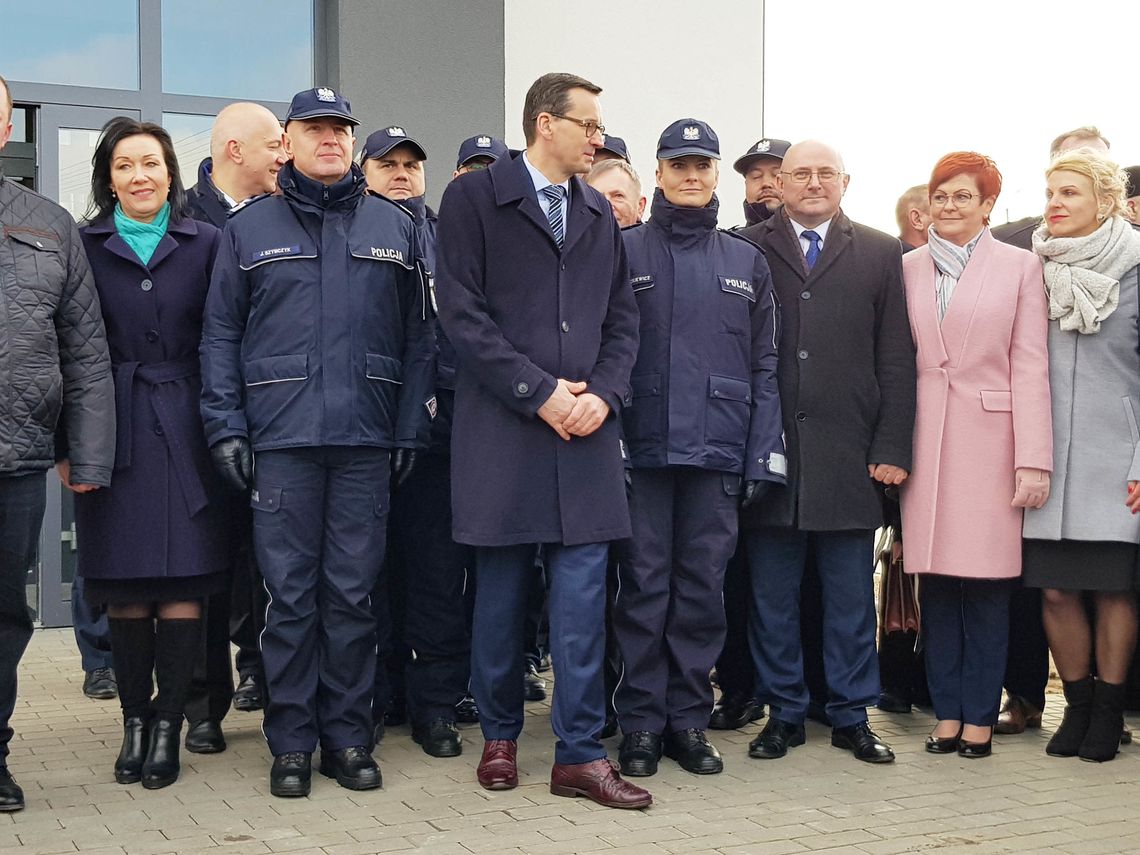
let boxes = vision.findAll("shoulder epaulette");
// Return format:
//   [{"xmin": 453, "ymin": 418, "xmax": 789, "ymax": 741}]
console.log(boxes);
[{"xmin": 720, "ymin": 227, "xmax": 766, "ymax": 254}]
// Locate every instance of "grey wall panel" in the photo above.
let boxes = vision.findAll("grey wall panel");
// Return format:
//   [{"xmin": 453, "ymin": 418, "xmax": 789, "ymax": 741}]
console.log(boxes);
[{"xmin": 333, "ymin": 0, "xmax": 506, "ymax": 208}]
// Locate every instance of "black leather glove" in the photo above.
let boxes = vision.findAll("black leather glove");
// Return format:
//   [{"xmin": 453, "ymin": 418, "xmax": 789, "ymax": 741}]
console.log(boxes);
[
  {"xmin": 393, "ymin": 448, "xmax": 417, "ymax": 487},
  {"xmin": 211, "ymin": 437, "xmax": 252, "ymax": 492},
  {"xmin": 741, "ymin": 479, "xmax": 772, "ymax": 509}
]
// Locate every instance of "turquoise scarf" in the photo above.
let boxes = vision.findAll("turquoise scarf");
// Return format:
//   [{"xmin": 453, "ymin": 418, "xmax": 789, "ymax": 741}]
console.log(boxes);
[{"xmin": 114, "ymin": 202, "xmax": 170, "ymax": 265}]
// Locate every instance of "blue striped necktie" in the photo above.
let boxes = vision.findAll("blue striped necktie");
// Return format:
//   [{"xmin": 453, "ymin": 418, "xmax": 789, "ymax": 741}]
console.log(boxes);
[
  {"xmin": 802, "ymin": 229, "xmax": 822, "ymax": 269},
  {"xmin": 542, "ymin": 184, "xmax": 565, "ymax": 248}
]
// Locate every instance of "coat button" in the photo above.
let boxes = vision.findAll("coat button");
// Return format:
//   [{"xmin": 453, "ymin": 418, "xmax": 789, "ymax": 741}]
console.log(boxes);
[
  {"xmin": 801, "ymin": 290, "xmax": 811, "ymax": 300},
  {"xmin": 798, "ymin": 349, "xmax": 809, "ymax": 360},
  {"xmin": 713, "ymin": 390, "xmax": 721, "ymax": 398},
  {"xmin": 140, "ymin": 279, "xmax": 153, "ymax": 291},
  {"xmin": 561, "ymin": 321, "xmax": 570, "ymax": 333},
  {"xmin": 796, "ymin": 411, "xmax": 807, "ymax": 421},
  {"xmin": 517, "ymin": 381, "xmax": 529, "ymax": 394},
  {"xmin": 145, "ymin": 330, "xmax": 159, "ymax": 342}
]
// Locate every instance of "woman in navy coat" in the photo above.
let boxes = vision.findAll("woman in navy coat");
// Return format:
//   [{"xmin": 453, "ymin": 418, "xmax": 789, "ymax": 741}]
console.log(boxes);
[{"xmin": 72, "ymin": 118, "xmax": 234, "ymax": 790}]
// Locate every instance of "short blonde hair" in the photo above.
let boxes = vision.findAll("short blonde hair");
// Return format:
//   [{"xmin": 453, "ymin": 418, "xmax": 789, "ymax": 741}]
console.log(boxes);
[{"xmin": 1047, "ymin": 148, "xmax": 1128, "ymax": 222}]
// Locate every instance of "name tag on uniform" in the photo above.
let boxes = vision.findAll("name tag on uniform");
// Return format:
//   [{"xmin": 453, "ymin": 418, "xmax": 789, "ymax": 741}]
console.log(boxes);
[
  {"xmin": 251, "ymin": 245, "xmax": 301, "ymax": 263},
  {"xmin": 630, "ymin": 274, "xmax": 655, "ymax": 292},
  {"xmin": 719, "ymin": 275, "xmax": 756, "ymax": 301}
]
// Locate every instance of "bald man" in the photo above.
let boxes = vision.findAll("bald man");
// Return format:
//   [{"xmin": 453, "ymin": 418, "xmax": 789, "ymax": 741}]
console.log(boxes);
[
  {"xmin": 181, "ymin": 102, "xmax": 285, "ymax": 755},
  {"xmin": 187, "ymin": 102, "xmax": 285, "ymax": 228}
]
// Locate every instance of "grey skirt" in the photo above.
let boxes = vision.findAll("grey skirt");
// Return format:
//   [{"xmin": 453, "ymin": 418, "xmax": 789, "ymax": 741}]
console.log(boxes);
[{"xmin": 1022, "ymin": 539, "xmax": 1138, "ymax": 592}]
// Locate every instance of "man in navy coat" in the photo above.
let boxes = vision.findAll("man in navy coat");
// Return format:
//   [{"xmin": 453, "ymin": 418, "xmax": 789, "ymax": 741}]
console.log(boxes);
[{"xmin": 434, "ymin": 72, "xmax": 650, "ymax": 809}]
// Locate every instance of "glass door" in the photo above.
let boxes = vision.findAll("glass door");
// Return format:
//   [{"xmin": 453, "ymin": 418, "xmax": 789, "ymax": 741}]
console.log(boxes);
[{"xmin": 35, "ymin": 104, "xmax": 139, "ymax": 627}]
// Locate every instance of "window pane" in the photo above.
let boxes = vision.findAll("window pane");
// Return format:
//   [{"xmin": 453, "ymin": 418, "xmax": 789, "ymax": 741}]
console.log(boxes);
[
  {"xmin": 162, "ymin": 113, "xmax": 214, "ymax": 190},
  {"xmin": 3, "ymin": 1, "xmax": 139, "ymax": 90},
  {"xmin": 162, "ymin": 0, "xmax": 313, "ymax": 100},
  {"xmin": 57, "ymin": 127, "xmax": 104, "ymax": 221}
]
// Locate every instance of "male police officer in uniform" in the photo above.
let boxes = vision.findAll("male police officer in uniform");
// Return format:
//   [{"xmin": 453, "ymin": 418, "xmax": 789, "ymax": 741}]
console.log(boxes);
[
  {"xmin": 734, "ymin": 137, "xmax": 790, "ymax": 227},
  {"xmin": 201, "ymin": 87, "xmax": 434, "ymax": 797},
  {"xmin": 182, "ymin": 102, "xmax": 286, "ymax": 756},
  {"xmin": 614, "ymin": 119, "xmax": 784, "ymax": 777}
]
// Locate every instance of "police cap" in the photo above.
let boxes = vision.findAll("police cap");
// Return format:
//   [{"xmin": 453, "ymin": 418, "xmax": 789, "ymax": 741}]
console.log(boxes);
[
  {"xmin": 598, "ymin": 135, "xmax": 630, "ymax": 162},
  {"xmin": 733, "ymin": 138, "xmax": 791, "ymax": 175},
  {"xmin": 285, "ymin": 87, "xmax": 359, "ymax": 126},
  {"xmin": 455, "ymin": 134, "xmax": 509, "ymax": 168},
  {"xmin": 362, "ymin": 125, "xmax": 428, "ymax": 162},
  {"xmin": 656, "ymin": 119, "xmax": 720, "ymax": 160}
]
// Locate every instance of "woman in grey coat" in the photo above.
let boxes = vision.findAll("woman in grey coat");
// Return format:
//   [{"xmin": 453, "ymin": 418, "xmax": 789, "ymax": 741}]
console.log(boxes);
[{"xmin": 1023, "ymin": 148, "xmax": 1140, "ymax": 762}]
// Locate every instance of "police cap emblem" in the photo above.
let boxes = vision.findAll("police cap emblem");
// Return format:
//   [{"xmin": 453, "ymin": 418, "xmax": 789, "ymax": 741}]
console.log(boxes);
[
  {"xmin": 316, "ymin": 87, "xmax": 336, "ymax": 102},
  {"xmin": 386, "ymin": 126, "xmax": 406, "ymax": 137},
  {"xmin": 476, "ymin": 136, "xmax": 491, "ymax": 148},
  {"xmin": 682, "ymin": 126, "xmax": 701, "ymax": 141},
  {"xmin": 756, "ymin": 139, "xmax": 771, "ymax": 152}
]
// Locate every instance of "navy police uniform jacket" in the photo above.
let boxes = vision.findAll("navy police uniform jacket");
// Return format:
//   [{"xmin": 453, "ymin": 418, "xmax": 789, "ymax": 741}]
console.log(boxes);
[
  {"xmin": 435, "ymin": 151, "xmax": 639, "ymax": 547},
  {"xmin": 200, "ymin": 161, "xmax": 435, "ymax": 452},
  {"xmin": 622, "ymin": 190, "xmax": 785, "ymax": 483}
]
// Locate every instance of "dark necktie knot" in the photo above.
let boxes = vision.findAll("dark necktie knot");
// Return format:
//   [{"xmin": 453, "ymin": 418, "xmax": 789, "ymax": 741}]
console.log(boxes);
[{"xmin": 543, "ymin": 185, "xmax": 566, "ymax": 247}]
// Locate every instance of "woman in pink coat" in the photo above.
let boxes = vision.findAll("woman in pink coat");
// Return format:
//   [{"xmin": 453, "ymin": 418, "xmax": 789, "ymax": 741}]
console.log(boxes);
[{"xmin": 900, "ymin": 152, "xmax": 1052, "ymax": 758}]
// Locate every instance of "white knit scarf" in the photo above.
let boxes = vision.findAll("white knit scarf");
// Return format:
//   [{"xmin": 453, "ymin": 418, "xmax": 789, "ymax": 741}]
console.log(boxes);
[{"xmin": 1032, "ymin": 216, "xmax": 1140, "ymax": 334}]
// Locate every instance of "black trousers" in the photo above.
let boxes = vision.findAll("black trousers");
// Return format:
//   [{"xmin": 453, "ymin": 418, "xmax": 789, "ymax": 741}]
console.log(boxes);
[
  {"xmin": 1003, "ymin": 581, "xmax": 1049, "ymax": 711},
  {"xmin": 0, "ymin": 472, "xmax": 45, "ymax": 766},
  {"xmin": 714, "ymin": 536, "xmax": 755, "ymax": 700}
]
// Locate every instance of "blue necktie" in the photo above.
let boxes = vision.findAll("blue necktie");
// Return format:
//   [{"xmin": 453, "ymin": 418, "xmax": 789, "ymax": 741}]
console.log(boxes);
[
  {"xmin": 542, "ymin": 184, "xmax": 565, "ymax": 248},
  {"xmin": 802, "ymin": 229, "xmax": 822, "ymax": 269}
]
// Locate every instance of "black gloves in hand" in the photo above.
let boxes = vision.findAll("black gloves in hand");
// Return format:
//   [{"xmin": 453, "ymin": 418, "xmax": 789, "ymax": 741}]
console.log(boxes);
[
  {"xmin": 393, "ymin": 448, "xmax": 417, "ymax": 486},
  {"xmin": 211, "ymin": 437, "xmax": 253, "ymax": 492},
  {"xmin": 741, "ymin": 479, "xmax": 772, "ymax": 509}
]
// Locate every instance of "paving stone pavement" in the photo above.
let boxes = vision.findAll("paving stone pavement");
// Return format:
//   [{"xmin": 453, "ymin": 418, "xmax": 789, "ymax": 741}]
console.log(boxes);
[{"xmin": 5, "ymin": 629, "xmax": 1140, "ymax": 855}]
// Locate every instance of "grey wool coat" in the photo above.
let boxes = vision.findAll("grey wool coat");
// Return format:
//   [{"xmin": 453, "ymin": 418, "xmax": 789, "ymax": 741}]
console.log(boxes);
[{"xmin": 1023, "ymin": 264, "xmax": 1140, "ymax": 543}]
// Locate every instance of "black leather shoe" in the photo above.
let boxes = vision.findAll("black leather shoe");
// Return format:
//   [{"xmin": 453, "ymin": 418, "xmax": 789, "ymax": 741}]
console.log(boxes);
[
  {"xmin": 383, "ymin": 700, "xmax": 407, "ymax": 727},
  {"xmin": 831, "ymin": 722, "xmax": 895, "ymax": 763},
  {"xmin": 524, "ymin": 665, "xmax": 547, "ymax": 702},
  {"xmin": 184, "ymin": 719, "xmax": 226, "ymax": 754},
  {"xmin": 709, "ymin": 693, "xmax": 765, "ymax": 730},
  {"xmin": 413, "ymin": 718, "xmax": 462, "ymax": 757},
  {"xmin": 0, "ymin": 768, "xmax": 25, "ymax": 812},
  {"xmin": 537, "ymin": 652, "xmax": 552, "ymax": 673},
  {"xmin": 141, "ymin": 718, "xmax": 181, "ymax": 789},
  {"xmin": 371, "ymin": 721, "xmax": 385, "ymax": 748},
  {"xmin": 455, "ymin": 694, "xmax": 480, "ymax": 724},
  {"xmin": 618, "ymin": 730, "xmax": 662, "ymax": 776},
  {"xmin": 664, "ymin": 728, "xmax": 723, "ymax": 774},
  {"xmin": 115, "ymin": 716, "xmax": 149, "ymax": 784},
  {"xmin": 924, "ymin": 729, "xmax": 961, "ymax": 754},
  {"xmin": 877, "ymin": 690, "xmax": 912, "ymax": 714},
  {"xmin": 600, "ymin": 710, "xmax": 619, "ymax": 739},
  {"xmin": 319, "ymin": 746, "xmax": 381, "ymax": 790},
  {"xmin": 958, "ymin": 738, "xmax": 992, "ymax": 758},
  {"xmin": 232, "ymin": 673, "xmax": 264, "ymax": 712},
  {"xmin": 270, "ymin": 752, "xmax": 311, "ymax": 797},
  {"xmin": 748, "ymin": 718, "xmax": 806, "ymax": 759},
  {"xmin": 83, "ymin": 667, "xmax": 117, "ymax": 700}
]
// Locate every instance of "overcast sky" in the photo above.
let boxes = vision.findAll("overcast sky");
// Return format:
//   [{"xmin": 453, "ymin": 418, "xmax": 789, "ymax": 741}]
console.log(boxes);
[{"xmin": 764, "ymin": 0, "xmax": 1139, "ymax": 235}]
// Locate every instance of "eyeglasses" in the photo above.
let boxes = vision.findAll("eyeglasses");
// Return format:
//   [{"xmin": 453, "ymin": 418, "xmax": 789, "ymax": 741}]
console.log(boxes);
[
  {"xmin": 543, "ymin": 112, "xmax": 606, "ymax": 138},
  {"xmin": 779, "ymin": 168, "xmax": 844, "ymax": 185},
  {"xmin": 931, "ymin": 191, "xmax": 981, "ymax": 208}
]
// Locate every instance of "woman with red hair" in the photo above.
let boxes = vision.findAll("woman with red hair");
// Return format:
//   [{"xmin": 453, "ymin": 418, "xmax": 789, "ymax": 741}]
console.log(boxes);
[{"xmin": 899, "ymin": 152, "xmax": 1053, "ymax": 758}]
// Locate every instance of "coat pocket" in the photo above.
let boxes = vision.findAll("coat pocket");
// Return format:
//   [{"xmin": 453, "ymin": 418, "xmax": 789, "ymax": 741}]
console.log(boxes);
[
  {"xmin": 244, "ymin": 355, "xmax": 309, "ymax": 438},
  {"xmin": 979, "ymin": 390, "xmax": 1012, "ymax": 412},
  {"xmin": 365, "ymin": 353, "xmax": 403, "ymax": 384},
  {"xmin": 706, "ymin": 374, "xmax": 751, "ymax": 448},
  {"xmin": 623, "ymin": 372, "xmax": 663, "ymax": 446}
]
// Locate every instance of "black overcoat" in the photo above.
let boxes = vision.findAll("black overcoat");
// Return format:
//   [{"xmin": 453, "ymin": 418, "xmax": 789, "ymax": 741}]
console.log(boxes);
[
  {"xmin": 739, "ymin": 210, "xmax": 916, "ymax": 531},
  {"xmin": 76, "ymin": 215, "xmax": 235, "ymax": 580},
  {"xmin": 434, "ymin": 152, "xmax": 639, "ymax": 546}
]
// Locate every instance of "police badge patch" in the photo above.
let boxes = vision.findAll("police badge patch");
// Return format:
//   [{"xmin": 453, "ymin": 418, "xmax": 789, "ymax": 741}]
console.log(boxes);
[
  {"xmin": 316, "ymin": 87, "xmax": 336, "ymax": 102},
  {"xmin": 682, "ymin": 126, "xmax": 701, "ymax": 140},
  {"xmin": 425, "ymin": 396, "xmax": 438, "ymax": 420}
]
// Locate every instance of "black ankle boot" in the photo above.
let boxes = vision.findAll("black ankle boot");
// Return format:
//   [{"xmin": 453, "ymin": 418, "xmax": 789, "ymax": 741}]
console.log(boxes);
[
  {"xmin": 141, "ymin": 718, "xmax": 181, "ymax": 789},
  {"xmin": 1046, "ymin": 676, "xmax": 1094, "ymax": 757},
  {"xmin": 1079, "ymin": 680, "xmax": 1125, "ymax": 763},
  {"xmin": 115, "ymin": 716, "xmax": 149, "ymax": 784}
]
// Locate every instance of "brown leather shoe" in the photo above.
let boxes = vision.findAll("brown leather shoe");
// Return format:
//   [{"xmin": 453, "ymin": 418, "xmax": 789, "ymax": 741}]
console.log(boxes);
[
  {"xmin": 476, "ymin": 740, "xmax": 518, "ymax": 790},
  {"xmin": 550, "ymin": 758, "xmax": 652, "ymax": 809},
  {"xmin": 995, "ymin": 695, "xmax": 1043, "ymax": 735}
]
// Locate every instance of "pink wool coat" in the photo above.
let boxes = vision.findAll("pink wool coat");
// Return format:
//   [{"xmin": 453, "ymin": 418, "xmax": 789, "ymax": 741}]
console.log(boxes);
[{"xmin": 899, "ymin": 230, "xmax": 1052, "ymax": 578}]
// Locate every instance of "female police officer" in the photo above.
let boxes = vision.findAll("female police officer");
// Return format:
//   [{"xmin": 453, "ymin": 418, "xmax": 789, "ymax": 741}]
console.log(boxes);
[{"xmin": 613, "ymin": 119, "xmax": 784, "ymax": 777}]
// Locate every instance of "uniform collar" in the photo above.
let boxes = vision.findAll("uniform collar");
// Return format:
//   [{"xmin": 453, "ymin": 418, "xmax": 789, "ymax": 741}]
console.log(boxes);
[
  {"xmin": 648, "ymin": 188, "xmax": 719, "ymax": 239},
  {"xmin": 278, "ymin": 160, "xmax": 364, "ymax": 210}
]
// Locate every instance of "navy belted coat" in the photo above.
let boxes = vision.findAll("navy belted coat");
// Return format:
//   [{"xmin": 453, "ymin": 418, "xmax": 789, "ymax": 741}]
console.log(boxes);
[
  {"xmin": 76, "ymin": 214, "xmax": 235, "ymax": 580},
  {"xmin": 434, "ymin": 152, "xmax": 639, "ymax": 547}
]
